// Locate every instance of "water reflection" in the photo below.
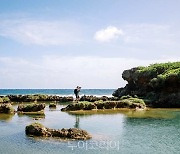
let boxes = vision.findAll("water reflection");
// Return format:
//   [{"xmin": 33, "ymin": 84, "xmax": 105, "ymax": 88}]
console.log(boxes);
[
  {"xmin": 17, "ymin": 113, "xmax": 45, "ymax": 120},
  {"xmin": 0, "ymin": 113, "xmax": 14, "ymax": 122},
  {"xmin": 74, "ymin": 115, "xmax": 80, "ymax": 128},
  {"xmin": 66, "ymin": 108, "xmax": 180, "ymax": 119}
]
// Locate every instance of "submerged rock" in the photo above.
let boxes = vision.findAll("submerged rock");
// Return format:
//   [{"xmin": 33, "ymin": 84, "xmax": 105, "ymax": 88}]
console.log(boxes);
[
  {"xmin": 25, "ymin": 122, "xmax": 91, "ymax": 140},
  {"xmin": 0, "ymin": 103, "xmax": 15, "ymax": 114},
  {"xmin": 17, "ymin": 103, "xmax": 46, "ymax": 112}
]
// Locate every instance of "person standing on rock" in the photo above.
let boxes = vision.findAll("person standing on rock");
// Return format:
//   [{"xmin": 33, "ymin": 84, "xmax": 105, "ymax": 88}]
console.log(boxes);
[{"xmin": 74, "ymin": 86, "xmax": 81, "ymax": 102}]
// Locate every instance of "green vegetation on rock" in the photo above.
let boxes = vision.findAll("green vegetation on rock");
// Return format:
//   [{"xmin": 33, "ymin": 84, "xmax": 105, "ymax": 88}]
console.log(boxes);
[
  {"xmin": 49, "ymin": 103, "xmax": 56, "ymax": 108},
  {"xmin": 2, "ymin": 97, "xmax": 10, "ymax": 103},
  {"xmin": 0, "ymin": 97, "xmax": 10, "ymax": 103},
  {"xmin": 25, "ymin": 122, "xmax": 92, "ymax": 140},
  {"xmin": 61, "ymin": 98, "xmax": 146, "ymax": 111},
  {"xmin": 0, "ymin": 104, "xmax": 14, "ymax": 114},
  {"xmin": 113, "ymin": 61, "xmax": 180, "ymax": 108},
  {"xmin": 17, "ymin": 103, "xmax": 46, "ymax": 112},
  {"xmin": 120, "ymin": 97, "xmax": 145, "ymax": 105},
  {"xmin": 0, "ymin": 98, "xmax": 3, "ymax": 103},
  {"xmin": 136, "ymin": 62, "xmax": 180, "ymax": 88},
  {"xmin": 7, "ymin": 94, "xmax": 74, "ymax": 102}
]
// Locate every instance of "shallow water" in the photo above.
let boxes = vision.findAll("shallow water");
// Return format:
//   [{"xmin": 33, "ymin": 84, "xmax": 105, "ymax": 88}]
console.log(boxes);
[{"xmin": 0, "ymin": 103, "xmax": 179, "ymax": 154}]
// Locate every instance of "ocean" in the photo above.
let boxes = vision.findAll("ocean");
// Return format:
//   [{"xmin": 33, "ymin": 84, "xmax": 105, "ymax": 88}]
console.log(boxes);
[{"xmin": 0, "ymin": 89, "xmax": 115, "ymax": 97}]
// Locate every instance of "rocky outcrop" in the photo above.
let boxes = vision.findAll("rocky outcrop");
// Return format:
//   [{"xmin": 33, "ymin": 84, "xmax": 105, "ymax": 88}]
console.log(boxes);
[
  {"xmin": 0, "ymin": 97, "xmax": 11, "ymax": 103},
  {"xmin": 61, "ymin": 98, "xmax": 146, "ymax": 111},
  {"xmin": 17, "ymin": 103, "xmax": 46, "ymax": 112},
  {"xmin": 0, "ymin": 103, "xmax": 15, "ymax": 114},
  {"xmin": 2, "ymin": 94, "xmax": 120, "ymax": 103},
  {"xmin": 80, "ymin": 95, "xmax": 119, "ymax": 102},
  {"xmin": 113, "ymin": 62, "xmax": 180, "ymax": 107},
  {"xmin": 6, "ymin": 95, "xmax": 73, "ymax": 102},
  {"xmin": 25, "ymin": 122, "xmax": 91, "ymax": 140}
]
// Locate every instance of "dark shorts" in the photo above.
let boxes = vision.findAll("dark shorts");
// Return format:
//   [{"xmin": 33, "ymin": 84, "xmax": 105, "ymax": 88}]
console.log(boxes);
[{"xmin": 75, "ymin": 93, "xmax": 79, "ymax": 98}]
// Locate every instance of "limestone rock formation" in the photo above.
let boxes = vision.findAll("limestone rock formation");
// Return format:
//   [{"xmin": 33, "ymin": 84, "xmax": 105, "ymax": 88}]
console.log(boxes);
[
  {"xmin": 6, "ymin": 95, "xmax": 73, "ymax": 103},
  {"xmin": 113, "ymin": 62, "xmax": 180, "ymax": 107},
  {"xmin": 49, "ymin": 103, "xmax": 56, "ymax": 108},
  {"xmin": 61, "ymin": 98, "xmax": 146, "ymax": 111},
  {"xmin": 25, "ymin": 122, "xmax": 91, "ymax": 140},
  {"xmin": 0, "ymin": 103, "xmax": 15, "ymax": 114},
  {"xmin": 17, "ymin": 103, "xmax": 46, "ymax": 112}
]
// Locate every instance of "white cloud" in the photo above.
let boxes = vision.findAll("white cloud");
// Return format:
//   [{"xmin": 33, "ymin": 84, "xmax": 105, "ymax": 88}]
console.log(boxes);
[
  {"xmin": 0, "ymin": 19, "xmax": 83, "ymax": 45},
  {"xmin": 0, "ymin": 56, "xmax": 179, "ymax": 89},
  {"xmin": 93, "ymin": 24, "xmax": 180, "ymax": 48},
  {"xmin": 93, "ymin": 24, "xmax": 180, "ymax": 56},
  {"xmin": 94, "ymin": 26, "xmax": 124, "ymax": 42}
]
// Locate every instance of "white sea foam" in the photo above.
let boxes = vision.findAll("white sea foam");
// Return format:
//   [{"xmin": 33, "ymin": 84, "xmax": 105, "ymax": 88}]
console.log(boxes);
[{"xmin": 46, "ymin": 94, "xmax": 113, "ymax": 98}]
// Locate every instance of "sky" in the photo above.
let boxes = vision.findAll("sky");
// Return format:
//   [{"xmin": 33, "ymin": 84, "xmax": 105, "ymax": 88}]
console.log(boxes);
[{"xmin": 0, "ymin": 0, "xmax": 180, "ymax": 89}]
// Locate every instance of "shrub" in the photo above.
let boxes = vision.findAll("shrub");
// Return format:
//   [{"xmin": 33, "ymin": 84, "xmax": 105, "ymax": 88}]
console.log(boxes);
[
  {"xmin": 120, "ymin": 95, "xmax": 132, "ymax": 99},
  {"xmin": 137, "ymin": 62, "xmax": 180, "ymax": 85},
  {"xmin": 127, "ymin": 98, "xmax": 145, "ymax": 105},
  {"xmin": 119, "ymin": 97, "xmax": 145, "ymax": 105}
]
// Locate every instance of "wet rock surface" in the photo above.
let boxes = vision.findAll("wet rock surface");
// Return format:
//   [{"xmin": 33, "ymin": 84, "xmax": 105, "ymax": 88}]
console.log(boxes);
[
  {"xmin": 17, "ymin": 103, "xmax": 46, "ymax": 112},
  {"xmin": 1, "ymin": 94, "xmax": 121, "ymax": 106},
  {"xmin": 61, "ymin": 98, "xmax": 146, "ymax": 111},
  {"xmin": 0, "ymin": 103, "xmax": 15, "ymax": 114},
  {"xmin": 6, "ymin": 95, "xmax": 73, "ymax": 102},
  {"xmin": 80, "ymin": 95, "xmax": 119, "ymax": 102},
  {"xmin": 25, "ymin": 123, "xmax": 91, "ymax": 140},
  {"xmin": 49, "ymin": 103, "xmax": 56, "ymax": 108}
]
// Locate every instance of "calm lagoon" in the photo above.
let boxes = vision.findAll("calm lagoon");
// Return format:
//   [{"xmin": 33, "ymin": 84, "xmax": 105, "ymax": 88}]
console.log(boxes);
[{"xmin": 0, "ymin": 103, "xmax": 179, "ymax": 154}]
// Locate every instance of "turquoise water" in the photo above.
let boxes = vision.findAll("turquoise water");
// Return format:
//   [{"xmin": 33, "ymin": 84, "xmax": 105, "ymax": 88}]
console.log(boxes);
[
  {"xmin": 0, "ymin": 89, "xmax": 115, "ymax": 96},
  {"xmin": 0, "ymin": 104, "xmax": 179, "ymax": 154}
]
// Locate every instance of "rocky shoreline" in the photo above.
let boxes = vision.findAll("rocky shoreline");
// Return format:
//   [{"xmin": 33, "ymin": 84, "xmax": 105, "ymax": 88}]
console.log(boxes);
[
  {"xmin": 0, "ymin": 94, "xmax": 120, "ymax": 103},
  {"xmin": 0, "ymin": 61, "xmax": 179, "ymax": 143},
  {"xmin": 3, "ymin": 95, "xmax": 74, "ymax": 103}
]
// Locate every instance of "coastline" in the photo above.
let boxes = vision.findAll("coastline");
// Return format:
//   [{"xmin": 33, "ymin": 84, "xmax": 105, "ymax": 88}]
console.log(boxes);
[{"xmin": 0, "ymin": 89, "xmax": 114, "ymax": 97}]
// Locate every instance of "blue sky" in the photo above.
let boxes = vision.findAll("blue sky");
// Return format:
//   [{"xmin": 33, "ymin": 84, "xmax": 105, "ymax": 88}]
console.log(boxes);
[{"xmin": 0, "ymin": 0, "xmax": 180, "ymax": 88}]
